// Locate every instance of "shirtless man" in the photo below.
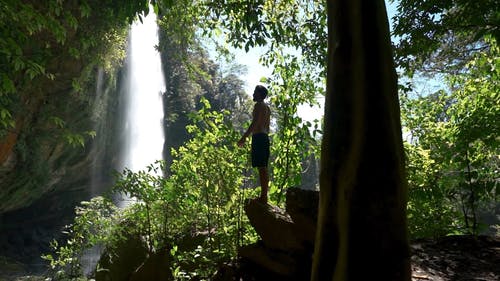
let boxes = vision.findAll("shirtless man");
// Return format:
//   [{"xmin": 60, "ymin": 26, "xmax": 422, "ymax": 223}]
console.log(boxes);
[{"xmin": 238, "ymin": 85, "xmax": 271, "ymax": 203}]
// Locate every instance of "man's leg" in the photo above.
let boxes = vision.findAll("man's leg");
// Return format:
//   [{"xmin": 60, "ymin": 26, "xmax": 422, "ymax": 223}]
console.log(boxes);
[{"xmin": 258, "ymin": 167, "xmax": 269, "ymax": 203}]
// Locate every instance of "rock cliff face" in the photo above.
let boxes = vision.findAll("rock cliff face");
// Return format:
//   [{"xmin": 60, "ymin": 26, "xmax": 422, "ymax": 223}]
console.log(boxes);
[
  {"xmin": 0, "ymin": 65, "xmax": 125, "ymax": 266},
  {"xmin": 0, "ymin": 0, "xmax": 149, "ymax": 274}
]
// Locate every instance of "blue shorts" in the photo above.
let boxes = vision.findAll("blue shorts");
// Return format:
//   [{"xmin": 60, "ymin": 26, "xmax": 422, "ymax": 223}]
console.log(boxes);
[{"xmin": 251, "ymin": 133, "xmax": 270, "ymax": 168}]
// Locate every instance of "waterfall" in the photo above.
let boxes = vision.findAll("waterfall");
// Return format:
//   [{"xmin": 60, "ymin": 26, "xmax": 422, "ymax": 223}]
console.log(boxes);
[
  {"xmin": 81, "ymin": 11, "xmax": 165, "ymax": 276},
  {"xmin": 121, "ymin": 12, "xmax": 165, "ymax": 174},
  {"xmin": 115, "ymin": 10, "xmax": 165, "ymax": 205},
  {"xmin": 90, "ymin": 68, "xmax": 105, "ymax": 197}
]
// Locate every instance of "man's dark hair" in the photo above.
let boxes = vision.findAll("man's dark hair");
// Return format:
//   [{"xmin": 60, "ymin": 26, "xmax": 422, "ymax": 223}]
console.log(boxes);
[{"xmin": 255, "ymin": 85, "xmax": 268, "ymax": 99}]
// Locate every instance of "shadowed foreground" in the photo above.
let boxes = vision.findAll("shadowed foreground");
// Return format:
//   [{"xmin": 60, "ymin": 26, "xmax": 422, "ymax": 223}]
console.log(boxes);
[
  {"xmin": 0, "ymin": 191, "xmax": 498, "ymax": 280},
  {"xmin": 410, "ymin": 235, "xmax": 499, "ymax": 281}
]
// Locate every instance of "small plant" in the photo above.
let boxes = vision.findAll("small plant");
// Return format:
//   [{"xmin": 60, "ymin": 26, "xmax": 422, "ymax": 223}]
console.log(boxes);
[{"xmin": 42, "ymin": 197, "xmax": 118, "ymax": 280}]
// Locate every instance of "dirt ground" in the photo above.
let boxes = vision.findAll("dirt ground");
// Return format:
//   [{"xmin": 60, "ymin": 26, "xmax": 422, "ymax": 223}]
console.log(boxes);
[{"xmin": 410, "ymin": 235, "xmax": 499, "ymax": 281}]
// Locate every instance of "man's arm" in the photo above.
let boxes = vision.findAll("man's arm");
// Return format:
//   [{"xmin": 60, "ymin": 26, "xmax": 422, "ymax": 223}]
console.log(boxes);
[{"xmin": 238, "ymin": 104, "xmax": 262, "ymax": 147}]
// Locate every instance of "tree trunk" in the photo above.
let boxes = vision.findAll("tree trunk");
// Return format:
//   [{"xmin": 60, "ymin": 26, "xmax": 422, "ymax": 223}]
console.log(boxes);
[{"xmin": 311, "ymin": 1, "xmax": 411, "ymax": 280}]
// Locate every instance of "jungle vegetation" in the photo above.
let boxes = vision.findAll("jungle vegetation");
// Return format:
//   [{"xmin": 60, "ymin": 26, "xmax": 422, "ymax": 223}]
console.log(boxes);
[{"xmin": 0, "ymin": 0, "xmax": 498, "ymax": 280}]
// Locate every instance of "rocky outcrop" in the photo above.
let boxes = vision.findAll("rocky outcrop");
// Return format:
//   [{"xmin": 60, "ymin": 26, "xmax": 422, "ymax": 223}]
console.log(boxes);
[
  {"xmin": 229, "ymin": 188, "xmax": 319, "ymax": 281},
  {"xmin": 129, "ymin": 248, "xmax": 173, "ymax": 281},
  {"xmin": 93, "ymin": 229, "xmax": 209, "ymax": 281},
  {"xmin": 95, "ymin": 232, "xmax": 149, "ymax": 281},
  {"xmin": 244, "ymin": 201, "xmax": 304, "ymax": 252},
  {"xmin": 87, "ymin": 188, "xmax": 320, "ymax": 281}
]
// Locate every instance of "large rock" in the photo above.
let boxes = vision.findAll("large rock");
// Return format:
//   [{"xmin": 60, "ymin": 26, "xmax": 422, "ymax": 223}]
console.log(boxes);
[
  {"xmin": 129, "ymin": 248, "xmax": 172, "ymax": 281},
  {"xmin": 244, "ymin": 199, "xmax": 303, "ymax": 252},
  {"xmin": 244, "ymin": 188, "xmax": 319, "ymax": 251},
  {"xmin": 239, "ymin": 243, "xmax": 298, "ymax": 276},
  {"xmin": 95, "ymin": 233, "xmax": 148, "ymax": 281},
  {"xmin": 237, "ymin": 188, "xmax": 319, "ymax": 280},
  {"xmin": 285, "ymin": 188, "xmax": 319, "ymax": 246}
]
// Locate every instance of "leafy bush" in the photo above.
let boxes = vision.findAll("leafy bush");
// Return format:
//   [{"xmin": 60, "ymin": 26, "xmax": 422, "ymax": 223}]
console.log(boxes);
[
  {"xmin": 42, "ymin": 197, "xmax": 119, "ymax": 279},
  {"xmin": 266, "ymin": 52, "xmax": 323, "ymax": 204},
  {"xmin": 44, "ymin": 100, "xmax": 258, "ymax": 279},
  {"xmin": 402, "ymin": 39, "xmax": 499, "ymax": 238}
]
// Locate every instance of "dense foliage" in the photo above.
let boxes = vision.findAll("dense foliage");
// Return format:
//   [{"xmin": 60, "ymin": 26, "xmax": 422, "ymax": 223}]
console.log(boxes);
[
  {"xmin": 0, "ymin": 0, "xmax": 153, "ymax": 213},
  {"xmin": 160, "ymin": 44, "xmax": 251, "ymax": 166},
  {"xmin": 199, "ymin": 0, "xmax": 326, "ymax": 201},
  {"xmin": 266, "ymin": 53, "xmax": 323, "ymax": 202},
  {"xmin": 44, "ymin": 101, "xmax": 258, "ymax": 279},
  {"xmin": 42, "ymin": 0, "xmax": 327, "ymax": 277},
  {"xmin": 3, "ymin": 0, "xmax": 498, "ymax": 279},
  {"xmin": 157, "ymin": 0, "xmax": 326, "ymax": 199},
  {"xmin": 391, "ymin": 0, "xmax": 500, "ymax": 76},
  {"xmin": 202, "ymin": 0, "xmax": 327, "ymax": 69},
  {"xmin": 402, "ymin": 40, "xmax": 499, "ymax": 237},
  {"xmin": 390, "ymin": 0, "xmax": 499, "ymax": 239},
  {"xmin": 157, "ymin": 0, "xmax": 254, "ymax": 168},
  {"xmin": 0, "ymin": 0, "xmax": 152, "ymax": 134}
]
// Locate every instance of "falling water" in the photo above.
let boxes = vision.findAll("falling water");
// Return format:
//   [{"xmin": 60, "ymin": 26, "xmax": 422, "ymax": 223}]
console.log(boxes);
[
  {"xmin": 90, "ymin": 67, "xmax": 105, "ymax": 197},
  {"xmin": 81, "ymin": 11, "xmax": 165, "ymax": 276},
  {"xmin": 121, "ymin": 12, "xmax": 165, "ymax": 174}
]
